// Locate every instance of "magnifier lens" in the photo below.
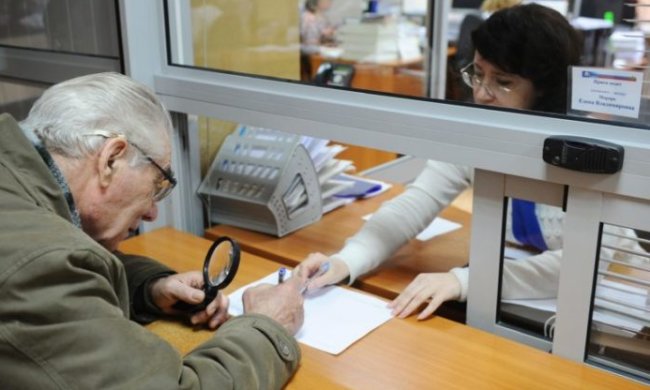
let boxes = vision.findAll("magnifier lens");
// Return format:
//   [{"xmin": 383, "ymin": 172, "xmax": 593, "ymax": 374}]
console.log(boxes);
[{"xmin": 207, "ymin": 239, "xmax": 234, "ymax": 287}]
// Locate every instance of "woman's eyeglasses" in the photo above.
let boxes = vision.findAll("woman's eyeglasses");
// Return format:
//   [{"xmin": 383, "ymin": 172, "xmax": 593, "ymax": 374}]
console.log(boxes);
[{"xmin": 460, "ymin": 62, "xmax": 515, "ymax": 98}]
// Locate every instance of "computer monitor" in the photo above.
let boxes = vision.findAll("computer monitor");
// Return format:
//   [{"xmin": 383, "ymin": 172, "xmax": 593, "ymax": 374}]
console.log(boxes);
[
  {"xmin": 402, "ymin": 0, "xmax": 427, "ymax": 15},
  {"xmin": 579, "ymin": 0, "xmax": 636, "ymax": 25}
]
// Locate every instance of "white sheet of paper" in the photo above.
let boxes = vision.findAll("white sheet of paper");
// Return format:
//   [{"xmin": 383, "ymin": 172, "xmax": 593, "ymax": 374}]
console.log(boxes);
[
  {"xmin": 228, "ymin": 271, "xmax": 393, "ymax": 355},
  {"xmin": 322, "ymin": 196, "xmax": 354, "ymax": 214},
  {"xmin": 362, "ymin": 214, "xmax": 462, "ymax": 241}
]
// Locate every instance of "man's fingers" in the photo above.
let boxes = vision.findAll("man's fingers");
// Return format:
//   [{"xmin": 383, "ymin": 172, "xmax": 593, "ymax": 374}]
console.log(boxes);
[
  {"xmin": 169, "ymin": 278, "xmax": 205, "ymax": 304},
  {"xmin": 191, "ymin": 293, "xmax": 229, "ymax": 327},
  {"xmin": 284, "ymin": 271, "xmax": 307, "ymax": 291},
  {"xmin": 207, "ymin": 307, "xmax": 227, "ymax": 329},
  {"xmin": 190, "ymin": 310, "xmax": 208, "ymax": 325}
]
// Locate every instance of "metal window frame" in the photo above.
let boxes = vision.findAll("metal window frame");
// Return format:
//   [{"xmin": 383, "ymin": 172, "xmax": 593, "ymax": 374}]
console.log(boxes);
[
  {"xmin": 469, "ymin": 168, "xmax": 650, "ymax": 382},
  {"xmin": 555, "ymin": 188, "xmax": 650, "ymax": 383},
  {"xmin": 0, "ymin": 46, "xmax": 121, "ymax": 84},
  {"xmin": 467, "ymin": 170, "xmax": 565, "ymax": 352}
]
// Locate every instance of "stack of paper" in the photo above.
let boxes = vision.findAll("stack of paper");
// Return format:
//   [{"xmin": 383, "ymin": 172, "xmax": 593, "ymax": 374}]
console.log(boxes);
[
  {"xmin": 338, "ymin": 21, "xmax": 400, "ymax": 62},
  {"xmin": 298, "ymin": 135, "xmax": 357, "ymax": 214},
  {"xmin": 337, "ymin": 20, "xmax": 422, "ymax": 63},
  {"xmin": 282, "ymin": 174, "xmax": 310, "ymax": 219}
]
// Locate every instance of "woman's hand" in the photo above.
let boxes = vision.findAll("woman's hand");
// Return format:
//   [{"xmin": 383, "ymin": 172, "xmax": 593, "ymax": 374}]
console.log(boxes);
[
  {"xmin": 293, "ymin": 253, "xmax": 350, "ymax": 292},
  {"xmin": 388, "ymin": 272, "xmax": 461, "ymax": 320}
]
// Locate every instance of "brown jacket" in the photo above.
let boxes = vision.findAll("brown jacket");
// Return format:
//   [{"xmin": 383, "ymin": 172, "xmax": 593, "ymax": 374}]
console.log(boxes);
[{"xmin": 0, "ymin": 114, "xmax": 300, "ymax": 389}]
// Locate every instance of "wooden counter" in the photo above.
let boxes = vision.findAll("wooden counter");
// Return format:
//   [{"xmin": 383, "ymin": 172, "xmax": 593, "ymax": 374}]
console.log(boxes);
[{"xmin": 118, "ymin": 228, "xmax": 646, "ymax": 389}]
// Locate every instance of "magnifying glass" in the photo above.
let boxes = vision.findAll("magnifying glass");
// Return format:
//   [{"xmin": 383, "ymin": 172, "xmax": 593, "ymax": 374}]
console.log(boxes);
[{"xmin": 173, "ymin": 236, "xmax": 241, "ymax": 312}]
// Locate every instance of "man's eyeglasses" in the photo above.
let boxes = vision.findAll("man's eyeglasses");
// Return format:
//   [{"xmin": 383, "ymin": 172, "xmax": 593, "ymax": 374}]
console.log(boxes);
[
  {"xmin": 460, "ymin": 62, "xmax": 515, "ymax": 98},
  {"xmin": 83, "ymin": 129, "xmax": 176, "ymax": 202}
]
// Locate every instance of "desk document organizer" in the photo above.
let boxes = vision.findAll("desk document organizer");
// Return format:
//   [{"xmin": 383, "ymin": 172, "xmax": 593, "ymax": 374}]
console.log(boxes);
[{"xmin": 198, "ymin": 128, "xmax": 322, "ymax": 237}]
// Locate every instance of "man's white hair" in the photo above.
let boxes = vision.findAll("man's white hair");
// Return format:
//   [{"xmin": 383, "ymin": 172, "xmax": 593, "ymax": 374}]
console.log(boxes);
[{"xmin": 20, "ymin": 72, "xmax": 172, "ymax": 165}]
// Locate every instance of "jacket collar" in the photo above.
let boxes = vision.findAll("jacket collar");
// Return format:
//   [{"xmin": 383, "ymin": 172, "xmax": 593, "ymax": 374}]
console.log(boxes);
[
  {"xmin": 0, "ymin": 113, "xmax": 77, "ymax": 226},
  {"xmin": 32, "ymin": 143, "xmax": 82, "ymax": 228}
]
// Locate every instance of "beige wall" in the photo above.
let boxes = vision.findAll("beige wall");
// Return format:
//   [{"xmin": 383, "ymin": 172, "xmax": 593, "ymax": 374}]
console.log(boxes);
[{"xmin": 191, "ymin": 0, "xmax": 301, "ymax": 176}]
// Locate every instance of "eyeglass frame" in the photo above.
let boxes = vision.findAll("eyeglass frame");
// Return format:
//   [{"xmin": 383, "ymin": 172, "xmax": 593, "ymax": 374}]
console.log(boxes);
[
  {"xmin": 82, "ymin": 129, "xmax": 177, "ymax": 202},
  {"xmin": 460, "ymin": 62, "xmax": 516, "ymax": 97}
]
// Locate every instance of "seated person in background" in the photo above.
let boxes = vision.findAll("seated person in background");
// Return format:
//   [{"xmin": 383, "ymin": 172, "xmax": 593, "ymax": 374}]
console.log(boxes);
[
  {"xmin": 0, "ymin": 72, "xmax": 306, "ymax": 388},
  {"xmin": 296, "ymin": 4, "xmax": 647, "ymax": 320},
  {"xmin": 300, "ymin": 0, "xmax": 337, "ymax": 55}
]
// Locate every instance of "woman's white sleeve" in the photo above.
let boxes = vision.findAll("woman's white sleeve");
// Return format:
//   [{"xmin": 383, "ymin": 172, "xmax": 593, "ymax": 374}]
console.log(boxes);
[
  {"xmin": 449, "ymin": 267, "xmax": 469, "ymax": 301},
  {"xmin": 501, "ymin": 249, "xmax": 563, "ymax": 300},
  {"xmin": 333, "ymin": 160, "xmax": 472, "ymax": 283}
]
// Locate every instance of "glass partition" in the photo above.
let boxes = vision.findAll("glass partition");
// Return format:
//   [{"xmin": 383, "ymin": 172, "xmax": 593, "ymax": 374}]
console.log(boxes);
[
  {"xmin": 0, "ymin": 78, "xmax": 47, "ymax": 121},
  {"xmin": 0, "ymin": 0, "xmax": 121, "ymax": 130},
  {"xmin": 497, "ymin": 197, "xmax": 565, "ymax": 341},
  {"xmin": 195, "ymin": 114, "xmax": 395, "ymax": 186},
  {"xmin": 587, "ymin": 223, "xmax": 650, "ymax": 382},
  {"xmin": 193, "ymin": 114, "xmax": 381, "ymax": 231},
  {"xmin": 169, "ymin": 0, "xmax": 431, "ymax": 96},
  {"xmin": 166, "ymin": 0, "xmax": 650, "ymax": 129},
  {"xmin": 0, "ymin": 0, "xmax": 119, "ymax": 57}
]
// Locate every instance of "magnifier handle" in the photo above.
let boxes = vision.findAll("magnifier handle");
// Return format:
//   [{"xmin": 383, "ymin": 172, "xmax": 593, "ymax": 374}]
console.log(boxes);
[{"xmin": 172, "ymin": 300, "xmax": 206, "ymax": 313}]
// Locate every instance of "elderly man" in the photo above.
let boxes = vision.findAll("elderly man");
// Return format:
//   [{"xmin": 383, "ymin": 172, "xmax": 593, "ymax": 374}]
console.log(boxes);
[{"xmin": 0, "ymin": 73, "xmax": 305, "ymax": 388}]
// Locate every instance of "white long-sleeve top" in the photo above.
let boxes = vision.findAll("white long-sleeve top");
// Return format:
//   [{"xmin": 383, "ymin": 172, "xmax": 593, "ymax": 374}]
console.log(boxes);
[{"xmin": 332, "ymin": 160, "xmax": 645, "ymax": 301}]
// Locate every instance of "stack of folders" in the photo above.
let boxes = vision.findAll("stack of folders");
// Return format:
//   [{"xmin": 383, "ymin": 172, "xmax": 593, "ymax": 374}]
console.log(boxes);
[
  {"xmin": 297, "ymin": 135, "xmax": 357, "ymax": 214},
  {"xmin": 233, "ymin": 126, "xmax": 390, "ymax": 217},
  {"xmin": 301, "ymin": 136, "xmax": 391, "ymax": 213}
]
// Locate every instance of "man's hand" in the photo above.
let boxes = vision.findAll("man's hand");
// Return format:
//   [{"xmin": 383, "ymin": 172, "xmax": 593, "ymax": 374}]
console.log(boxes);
[
  {"xmin": 242, "ymin": 272, "xmax": 307, "ymax": 335},
  {"xmin": 388, "ymin": 272, "xmax": 461, "ymax": 320},
  {"xmin": 150, "ymin": 271, "xmax": 229, "ymax": 329}
]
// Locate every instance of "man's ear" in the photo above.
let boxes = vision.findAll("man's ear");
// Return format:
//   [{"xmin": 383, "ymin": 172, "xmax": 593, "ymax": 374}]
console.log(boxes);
[{"xmin": 96, "ymin": 137, "xmax": 129, "ymax": 188}]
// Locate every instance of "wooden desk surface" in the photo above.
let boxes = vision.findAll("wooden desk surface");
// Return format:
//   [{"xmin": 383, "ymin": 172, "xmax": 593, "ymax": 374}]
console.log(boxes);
[
  {"xmin": 205, "ymin": 184, "xmax": 471, "ymax": 300},
  {"xmin": 118, "ymin": 228, "xmax": 645, "ymax": 389}
]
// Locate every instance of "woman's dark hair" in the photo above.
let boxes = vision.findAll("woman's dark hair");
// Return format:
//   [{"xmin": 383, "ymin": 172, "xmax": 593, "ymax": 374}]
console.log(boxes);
[
  {"xmin": 471, "ymin": 4, "xmax": 582, "ymax": 113},
  {"xmin": 305, "ymin": 0, "xmax": 319, "ymax": 13}
]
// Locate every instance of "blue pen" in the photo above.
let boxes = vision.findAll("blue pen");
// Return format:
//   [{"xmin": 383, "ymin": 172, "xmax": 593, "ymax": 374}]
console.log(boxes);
[
  {"xmin": 300, "ymin": 261, "xmax": 330, "ymax": 294},
  {"xmin": 278, "ymin": 267, "xmax": 286, "ymax": 284}
]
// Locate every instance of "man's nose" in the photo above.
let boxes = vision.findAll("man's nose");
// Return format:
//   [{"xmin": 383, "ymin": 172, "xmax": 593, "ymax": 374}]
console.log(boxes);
[{"xmin": 142, "ymin": 203, "xmax": 158, "ymax": 222}]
